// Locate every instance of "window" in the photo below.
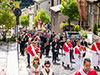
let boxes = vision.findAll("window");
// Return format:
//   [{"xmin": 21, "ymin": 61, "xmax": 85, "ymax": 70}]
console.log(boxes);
[
  {"xmin": 36, "ymin": 4, "xmax": 38, "ymax": 10},
  {"xmin": 51, "ymin": 0, "xmax": 54, "ymax": 6},
  {"xmin": 53, "ymin": 16, "xmax": 55, "ymax": 26},
  {"xmin": 60, "ymin": 0, "xmax": 61, "ymax": 4}
]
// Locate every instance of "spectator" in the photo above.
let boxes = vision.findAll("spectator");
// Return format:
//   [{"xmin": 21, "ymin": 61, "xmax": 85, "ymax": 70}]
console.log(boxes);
[
  {"xmin": 25, "ymin": 38, "xmax": 32, "ymax": 68},
  {"xmin": 40, "ymin": 60, "xmax": 54, "ymax": 75}
]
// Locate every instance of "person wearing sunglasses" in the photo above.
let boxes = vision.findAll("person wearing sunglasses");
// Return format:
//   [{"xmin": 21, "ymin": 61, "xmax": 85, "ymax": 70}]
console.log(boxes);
[
  {"xmin": 75, "ymin": 58, "xmax": 98, "ymax": 75},
  {"xmin": 30, "ymin": 56, "xmax": 41, "ymax": 75},
  {"xmin": 40, "ymin": 60, "xmax": 54, "ymax": 75}
]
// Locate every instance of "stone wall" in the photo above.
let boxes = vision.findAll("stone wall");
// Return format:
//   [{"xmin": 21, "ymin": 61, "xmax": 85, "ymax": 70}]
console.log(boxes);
[{"xmin": 51, "ymin": 12, "xmax": 67, "ymax": 34}]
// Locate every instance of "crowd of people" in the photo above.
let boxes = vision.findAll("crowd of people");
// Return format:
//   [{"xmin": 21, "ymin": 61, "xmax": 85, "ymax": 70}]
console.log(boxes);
[{"xmin": 18, "ymin": 30, "xmax": 99, "ymax": 75}]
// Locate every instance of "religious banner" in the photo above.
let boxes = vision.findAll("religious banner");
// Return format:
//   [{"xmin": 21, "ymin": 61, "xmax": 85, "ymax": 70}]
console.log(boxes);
[
  {"xmin": 36, "ymin": 18, "xmax": 42, "ymax": 30},
  {"xmin": 77, "ymin": 0, "xmax": 86, "ymax": 21}
]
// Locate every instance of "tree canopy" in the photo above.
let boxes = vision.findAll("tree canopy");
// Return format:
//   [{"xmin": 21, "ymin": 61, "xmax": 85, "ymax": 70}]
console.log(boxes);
[
  {"xmin": 60, "ymin": 0, "xmax": 79, "ymax": 22},
  {"xmin": 20, "ymin": 14, "xmax": 29, "ymax": 27},
  {"xmin": 34, "ymin": 9, "xmax": 51, "ymax": 27},
  {"xmin": 0, "ymin": 0, "xmax": 20, "ymax": 30}
]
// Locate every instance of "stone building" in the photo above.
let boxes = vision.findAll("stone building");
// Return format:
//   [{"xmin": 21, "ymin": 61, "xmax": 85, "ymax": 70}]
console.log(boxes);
[
  {"xmin": 21, "ymin": 5, "xmax": 34, "ymax": 30},
  {"xmin": 86, "ymin": 0, "xmax": 100, "ymax": 30},
  {"xmin": 33, "ymin": 0, "xmax": 64, "ymax": 33},
  {"xmin": 50, "ymin": 5, "xmax": 67, "ymax": 33}
]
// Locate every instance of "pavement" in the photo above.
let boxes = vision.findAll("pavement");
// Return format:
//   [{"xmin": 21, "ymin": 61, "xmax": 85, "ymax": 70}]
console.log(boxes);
[{"xmin": 0, "ymin": 42, "xmax": 18, "ymax": 75}]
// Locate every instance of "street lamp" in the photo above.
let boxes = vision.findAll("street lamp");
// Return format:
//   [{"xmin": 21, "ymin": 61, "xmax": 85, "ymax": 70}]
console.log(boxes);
[{"xmin": 13, "ymin": 7, "xmax": 21, "ymax": 65}]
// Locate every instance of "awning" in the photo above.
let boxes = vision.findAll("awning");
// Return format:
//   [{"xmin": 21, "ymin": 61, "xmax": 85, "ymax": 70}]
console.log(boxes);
[
  {"xmin": 50, "ymin": 4, "xmax": 62, "ymax": 13},
  {"xmin": 34, "ymin": 0, "xmax": 48, "ymax": 3},
  {"xmin": 87, "ymin": 0, "xmax": 100, "ymax": 3}
]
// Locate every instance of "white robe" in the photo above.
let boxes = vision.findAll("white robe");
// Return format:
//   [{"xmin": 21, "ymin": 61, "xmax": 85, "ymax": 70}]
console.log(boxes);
[
  {"xmin": 62, "ymin": 51, "xmax": 70, "ymax": 66},
  {"xmin": 91, "ymin": 43, "xmax": 100, "ymax": 66},
  {"xmin": 91, "ymin": 50, "xmax": 99, "ymax": 66},
  {"xmin": 73, "ymin": 47, "xmax": 85, "ymax": 71}
]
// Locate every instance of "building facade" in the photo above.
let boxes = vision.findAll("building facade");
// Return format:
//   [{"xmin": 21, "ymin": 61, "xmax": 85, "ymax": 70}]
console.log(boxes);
[{"xmin": 86, "ymin": 0, "xmax": 100, "ymax": 30}]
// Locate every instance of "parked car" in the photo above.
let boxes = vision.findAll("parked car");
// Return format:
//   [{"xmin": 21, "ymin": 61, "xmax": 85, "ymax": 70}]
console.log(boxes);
[{"xmin": 65, "ymin": 31, "xmax": 81, "ymax": 40}]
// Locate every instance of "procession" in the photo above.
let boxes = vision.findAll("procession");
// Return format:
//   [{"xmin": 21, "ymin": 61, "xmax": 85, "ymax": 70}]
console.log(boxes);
[
  {"xmin": 18, "ymin": 29, "xmax": 99, "ymax": 75},
  {"xmin": 1, "ymin": 0, "xmax": 100, "ymax": 75}
]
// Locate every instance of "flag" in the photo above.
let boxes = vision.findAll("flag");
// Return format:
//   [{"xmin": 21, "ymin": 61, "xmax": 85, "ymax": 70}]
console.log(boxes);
[
  {"xmin": 27, "ymin": 44, "xmax": 39, "ymax": 56},
  {"xmin": 77, "ymin": 0, "xmax": 86, "ymax": 21},
  {"xmin": 27, "ymin": 32, "xmax": 30, "ymax": 37}
]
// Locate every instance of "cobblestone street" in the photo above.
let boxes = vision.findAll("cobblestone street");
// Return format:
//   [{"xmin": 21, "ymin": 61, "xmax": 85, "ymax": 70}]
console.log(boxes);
[{"xmin": 19, "ymin": 47, "xmax": 100, "ymax": 75}]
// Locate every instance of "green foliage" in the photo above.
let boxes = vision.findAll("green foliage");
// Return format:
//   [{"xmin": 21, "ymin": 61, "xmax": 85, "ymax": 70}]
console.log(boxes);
[
  {"xmin": 98, "ymin": 32, "xmax": 100, "ymax": 37},
  {"xmin": 0, "ymin": 0, "xmax": 20, "ymax": 30},
  {"xmin": 34, "ymin": 9, "xmax": 51, "ymax": 27},
  {"xmin": 74, "ymin": 25, "xmax": 80, "ymax": 32},
  {"xmin": 93, "ymin": 22, "xmax": 98, "ymax": 35},
  {"xmin": 61, "ymin": 23, "xmax": 74, "ymax": 28},
  {"xmin": 20, "ymin": 14, "xmax": 29, "ymax": 27},
  {"xmin": 81, "ymin": 29, "xmax": 88, "ymax": 38},
  {"xmin": 60, "ymin": 0, "xmax": 79, "ymax": 23}
]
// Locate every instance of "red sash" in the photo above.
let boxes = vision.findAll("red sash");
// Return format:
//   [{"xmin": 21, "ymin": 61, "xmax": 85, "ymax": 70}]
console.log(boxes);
[{"xmin": 62, "ymin": 42, "xmax": 72, "ymax": 52}]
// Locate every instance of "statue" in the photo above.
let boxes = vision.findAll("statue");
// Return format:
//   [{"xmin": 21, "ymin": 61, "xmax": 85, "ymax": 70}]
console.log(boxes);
[{"xmin": 77, "ymin": 0, "xmax": 86, "ymax": 21}]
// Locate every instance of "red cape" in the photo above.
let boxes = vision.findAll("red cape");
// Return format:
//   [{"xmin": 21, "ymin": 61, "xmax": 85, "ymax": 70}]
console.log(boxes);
[
  {"xmin": 75, "ymin": 68, "xmax": 98, "ymax": 75},
  {"xmin": 62, "ymin": 42, "xmax": 72, "ymax": 52},
  {"xmin": 91, "ymin": 42, "xmax": 100, "ymax": 52},
  {"xmin": 74, "ymin": 45, "xmax": 85, "ymax": 54}
]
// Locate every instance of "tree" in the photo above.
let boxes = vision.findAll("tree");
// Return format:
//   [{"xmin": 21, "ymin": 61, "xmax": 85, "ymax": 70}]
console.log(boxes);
[
  {"xmin": 93, "ymin": 22, "xmax": 98, "ymax": 35},
  {"xmin": 74, "ymin": 25, "xmax": 80, "ymax": 32},
  {"xmin": 60, "ymin": 0, "xmax": 79, "ymax": 31},
  {"xmin": 0, "ymin": 0, "xmax": 20, "ymax": 30},
  {"xmin": 20, "ymin": 14, "xmax": 29, "ymax": 27},
  {"xmin": 34, "ymin": 9, "xmax": 51, "ymax": 27},
  {"xmin": 0, "ymin": 0, "xmax": 20, "ymax": 41}
]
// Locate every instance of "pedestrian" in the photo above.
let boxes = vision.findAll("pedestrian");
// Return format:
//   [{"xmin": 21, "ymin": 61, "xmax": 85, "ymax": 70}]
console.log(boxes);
[
  {"xmin": 20, "ymin": 35, "xmax": 26, "ymax": 56},
  {"xmin": 62, "ymin": 39, "xmax": 73, "ymax": 69},
  {"xmin": 91, "ymin": 38, "xmax": 100, "ymax": 70},
  {"xmin": 60, "ymin": 32, "xmax": 66, "ymax": 54},
  {"xmin": 52, "ymin": 36, "xmax": 60, "ymax": 64},
  {"xmin": 40, "ymin": 33, "xmax": 45, "ymax": 54},
  {"xmin": 40, "ymin": 60, "xmax": 54, "ymax": 75},
  {"xmin": 70, "ymin": 37, "xmax": 76, "ymax": 47},
  {"xmin": 51, "ymin": 32, "xmax": 56, "ymax": 42},
  {"xmin": 81, "ymin": 37, "xmax": 88, "ymax": 47},
  {"xmin": 45, "ymin": 33, "xmax": 50, "ymax": 57},
  {"xmin": 25, "ymin": 38, "xmax": 32, "ymax": 68},
  {"xmin": 70, "ymin": 37, "xmax": 76, "ymax": 63},
  {"xmin": 37, "ymin": 51, "xmax": 42, "ymax": 59},
  {"xmin": 73, "ymin": 40, "xmax": 86, "ymax": 71},
  {"xmin": 30, "ymin": 56, "xmax": 41, "ymax": 75},
  {"xmin": 75, "ymin": 58, "xmax": 98, "ymax": 75}
]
